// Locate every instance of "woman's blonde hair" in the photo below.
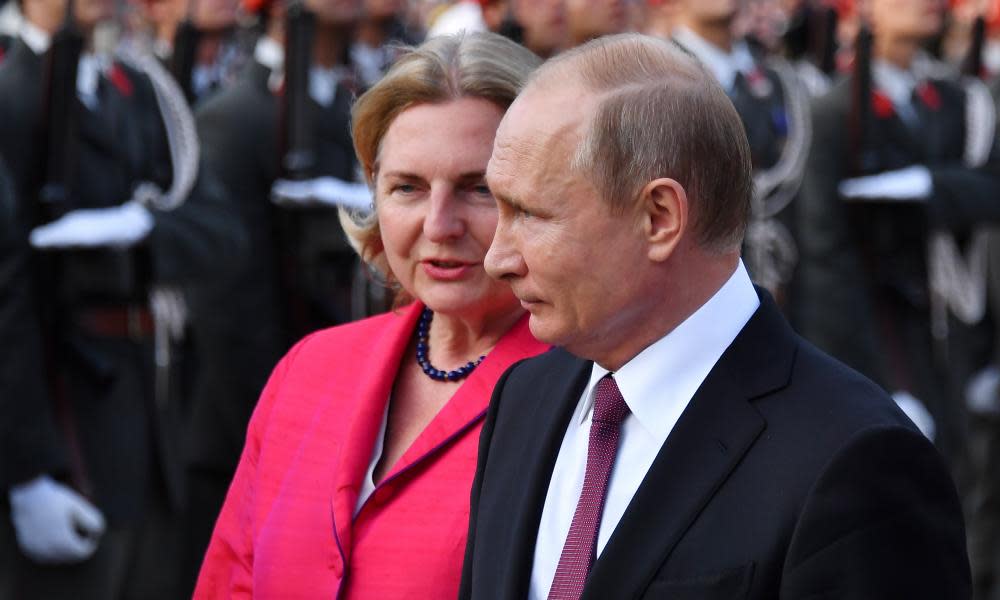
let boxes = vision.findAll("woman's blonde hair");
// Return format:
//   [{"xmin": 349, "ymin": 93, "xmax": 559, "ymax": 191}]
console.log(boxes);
[{"xmin": 339, "ymin": 32, "xmax": 541, "ymax": 289}]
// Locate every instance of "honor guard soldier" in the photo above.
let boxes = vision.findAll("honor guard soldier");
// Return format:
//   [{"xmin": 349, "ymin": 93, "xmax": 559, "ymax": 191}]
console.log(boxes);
[
  {"xmin": 670, "ymin": 0, "xmax": 812, "ymax": 306},
  {"xmin": 0, "ymin": 0, "xmax": 246, "ymax": 594},
  {"xmin": 183, "ymin": 0, "xmax": 364, "ymax": 584},
  {"xmin": 797, "ymin": 0, "xmax": 1000, "ymax": 486}
]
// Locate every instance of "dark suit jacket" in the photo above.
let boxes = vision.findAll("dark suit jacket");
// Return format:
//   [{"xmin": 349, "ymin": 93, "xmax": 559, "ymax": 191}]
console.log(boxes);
[{"xmin": 461, "ymin": 291, "xmax": 970, "ymax": 599}]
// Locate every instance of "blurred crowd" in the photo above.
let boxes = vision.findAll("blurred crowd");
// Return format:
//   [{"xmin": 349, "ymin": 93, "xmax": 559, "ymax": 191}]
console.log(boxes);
[{"xmin": 2, "ymin": 0, "xmax": 1000, "ymax": 597}]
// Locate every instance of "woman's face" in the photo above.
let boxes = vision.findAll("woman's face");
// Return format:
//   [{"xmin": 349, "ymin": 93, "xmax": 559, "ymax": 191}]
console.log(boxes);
[{"xmin": 375, "ymin": 97, "xmax": 520, "ymax": 320}]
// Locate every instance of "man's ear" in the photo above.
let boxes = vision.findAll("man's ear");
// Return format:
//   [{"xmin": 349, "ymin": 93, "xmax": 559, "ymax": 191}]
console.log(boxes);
[{"xmin": 640, "ymin": 177, "xmax": 687, "ymax": 263}]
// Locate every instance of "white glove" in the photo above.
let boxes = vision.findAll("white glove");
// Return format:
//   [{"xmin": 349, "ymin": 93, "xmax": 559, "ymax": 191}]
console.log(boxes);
[
  {"xmin": 30, "ymin": 201, "xmax": 154, "ymax": 249},
  {"xmin": 966, "ymin": 366, "xmax": 1000, "ymax": 416},
  {"xmin": 9, "ymin": 475, "xmax": 106, "ymax": 564},
  {"xmin": 892, "ymin": 390, "xmax": 936, "ymax": 441},
  {"xmin": 271, "ymin": 177, "xmax": 372, "ymax": 211},
  {"xmin": 839, "ymin": 165, "xmax": 933, "ymax": 202}
]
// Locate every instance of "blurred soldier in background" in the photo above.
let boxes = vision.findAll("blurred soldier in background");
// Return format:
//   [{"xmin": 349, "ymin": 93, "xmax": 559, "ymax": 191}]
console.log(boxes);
[
  {"xmin": 182, "ymin": 0, "xmax": 362, "ymax": 588},
  {"xmin": 670, "ymin": 0, "xmax": 812, "ymax": 305},
  {"xmin": 0, "ymin": 0, "xmax": 245, "ymax": 593},
  {"xmin": 798, "ymin": 0, "xmax": 1000, "ymax": 496}
]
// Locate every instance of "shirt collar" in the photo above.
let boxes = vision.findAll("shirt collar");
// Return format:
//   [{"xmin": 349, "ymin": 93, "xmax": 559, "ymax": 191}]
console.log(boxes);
[
  {"xmin": 76, "ymin": 52, "xmax": 103, "ymax": 109},
  {"xmin": 872, "ymin": 58, "xmax": 918, "ymax": 109},
  {"xmin": 872, "ymin": 51, "xmax": 942, "ymax": 108},
  {"xmin": 672, "ymin": 26, "xmax": 756, "ymax": 92},
  {"xmin": 577, "ymin": 260, "xmax": 760, "ymax": 443},
  {"xmin": 19, "ymin": 20, "xmax": 51, "ymax": 55}
]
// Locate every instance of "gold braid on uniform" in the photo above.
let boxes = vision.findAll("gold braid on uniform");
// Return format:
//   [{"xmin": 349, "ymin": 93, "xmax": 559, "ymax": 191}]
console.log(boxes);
[
  {"xmin": 927, "ymin": 74, "xmax": 995, "ymax": 341},
  {"xmin": 744, "ymin": 57, "xmax": 811, "ymax": 296}
]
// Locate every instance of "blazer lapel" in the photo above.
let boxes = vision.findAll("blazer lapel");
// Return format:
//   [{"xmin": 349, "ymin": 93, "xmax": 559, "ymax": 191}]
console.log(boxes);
[
  {"xmin": 583, "ymin": 291, "xmax": 797, "ymax": 599},
  {"xmin": 504, "ymin": 349, "xmax": 593, "ymax": 598},
  {"xmin": 328, "ymin": 302, "xmax": 423, "ymax": 562}
]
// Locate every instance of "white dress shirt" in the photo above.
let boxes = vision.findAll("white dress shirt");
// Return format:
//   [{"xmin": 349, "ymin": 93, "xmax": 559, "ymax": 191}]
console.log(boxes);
[
  {"xmin": 672, "ymin": 26, "xmax": 757, "ymax": 93},
  {"xmin": 528, "ymin": 261, "xmax": 760, "ymax": 600}
]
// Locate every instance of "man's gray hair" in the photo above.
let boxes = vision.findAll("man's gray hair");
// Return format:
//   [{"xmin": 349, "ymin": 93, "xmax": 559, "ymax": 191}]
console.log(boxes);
[{"xmin": 529, "ymin": 33, "xmax": 752, "ymax": 253}]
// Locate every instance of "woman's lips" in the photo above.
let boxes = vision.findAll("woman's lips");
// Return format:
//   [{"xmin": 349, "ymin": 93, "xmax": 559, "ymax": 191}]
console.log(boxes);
[{"xmin": 422, "ymin": 259, "xmax": 475, "ymax": 281}]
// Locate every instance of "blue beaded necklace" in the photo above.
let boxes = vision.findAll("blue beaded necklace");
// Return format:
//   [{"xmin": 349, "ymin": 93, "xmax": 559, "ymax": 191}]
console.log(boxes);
[{"xmin": 416, "ymin": 308, "xmax": 486, "ymax": 382}]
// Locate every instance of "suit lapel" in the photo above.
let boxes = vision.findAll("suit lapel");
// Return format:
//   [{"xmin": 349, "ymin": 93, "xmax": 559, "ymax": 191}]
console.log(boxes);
[
  {"xmin": 582, "ymin": 291, "xmax": 797, "ymax": 599},
  {"xmin": 504, "ymin": 350, "xmax": 593, "ymax": 598}
]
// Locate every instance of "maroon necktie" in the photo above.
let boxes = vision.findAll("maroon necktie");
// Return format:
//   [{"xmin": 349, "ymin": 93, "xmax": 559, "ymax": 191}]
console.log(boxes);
[{"xmin": 548, "ymin": 375, "xmax": 631, "ymax": 600}]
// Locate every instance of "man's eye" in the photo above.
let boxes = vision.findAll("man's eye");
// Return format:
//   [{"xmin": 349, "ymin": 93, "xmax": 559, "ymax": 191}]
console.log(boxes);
[
  {"xmin": 472, "ymin": 184, "xmax": 492, "ymax": 196},
  {"xmin": 393, "ymin": 183, "xmax": 416, "ymax": 194}
]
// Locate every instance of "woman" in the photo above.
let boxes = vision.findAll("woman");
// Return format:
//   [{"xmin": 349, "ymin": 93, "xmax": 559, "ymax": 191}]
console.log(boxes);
[{"xmin": 193, "ymin": 32, "xmax": 544, "ymax": 598}]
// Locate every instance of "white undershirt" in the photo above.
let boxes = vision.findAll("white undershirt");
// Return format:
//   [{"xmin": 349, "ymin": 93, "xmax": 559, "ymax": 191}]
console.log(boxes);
[
  {"xmin": 353, "ymin": 398, "xmax": 391, "ymax": 517},
  {"xmin": 528, "ymin": 260, "xmax": 760, "ymax": 600}
]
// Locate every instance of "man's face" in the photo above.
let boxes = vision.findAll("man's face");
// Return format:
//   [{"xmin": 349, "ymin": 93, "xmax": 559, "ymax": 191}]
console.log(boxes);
[
  {"xmin": 869, "ymin": 0, "xmax": 942, "ymax": 42},
  {"xmin": 679, "ymin": 0, "xmax": 740, "ymax": 28},
  {"xmin": 305, "ymin": 0, "xmax": 360, "ymax": 24},
  {"xmin": 514, "ymin": 0, "xmax": 566, "ymax": 56},
  {"xmin": 192, "ymin": 0, "xmax": 238, "ymax": 30},
  {"xmin": 566, "ymin": 0, "xmax": 628, "ymax": 41},
  {"xmin": 485, "ymin": 83, "xmax": 652, "ymax": 360},
  {"xmin": 29, "ymin": 0, "xmax": 113, "ymax": 31}
]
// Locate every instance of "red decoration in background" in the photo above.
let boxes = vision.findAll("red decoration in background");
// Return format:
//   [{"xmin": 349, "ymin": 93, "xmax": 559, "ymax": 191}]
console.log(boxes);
[
  {"xmin": 108, "ymin": 64, "xmax": 133, "ymax": 98},
  {"xmin": 916, "ymin": 82, "xmax": 942, "ymax": 111},
  {"xmin": 872, "ymin": 91, "xmax": 895, "ymax": 119}
]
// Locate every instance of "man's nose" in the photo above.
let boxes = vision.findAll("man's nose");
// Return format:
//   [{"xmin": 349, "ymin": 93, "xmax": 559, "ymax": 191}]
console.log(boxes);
[{"xmin": 485, "ymin": 219, "xmax": 526, "ymax": 281}]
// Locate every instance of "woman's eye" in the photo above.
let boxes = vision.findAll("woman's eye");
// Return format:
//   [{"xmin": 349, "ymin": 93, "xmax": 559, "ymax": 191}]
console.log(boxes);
[
  {"xmin": 518, "ymin": 207, "xmax": 533, "ymax": 219},
  {"xmin": 473, "ymin": 184, "xmax": 492, "ymax": 196}
]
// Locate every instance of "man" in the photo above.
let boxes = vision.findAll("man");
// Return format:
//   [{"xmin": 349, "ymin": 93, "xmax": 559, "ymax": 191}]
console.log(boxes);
[
  {"xmin": 460, "ymin": 33, "xmax": 970, "ymax": 599},
  {"xmin": 669, "ymin": 0, "xmax": 810, "ymax": 304},
  {"xmin": 0, "ymin": 0, "xmax": 244, "ymax": 593}
]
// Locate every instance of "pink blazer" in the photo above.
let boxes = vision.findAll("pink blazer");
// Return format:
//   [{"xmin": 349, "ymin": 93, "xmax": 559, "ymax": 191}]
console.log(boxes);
[{"xmin": 194, "ymin": 303, "xmax": 548, "ymax": 599}]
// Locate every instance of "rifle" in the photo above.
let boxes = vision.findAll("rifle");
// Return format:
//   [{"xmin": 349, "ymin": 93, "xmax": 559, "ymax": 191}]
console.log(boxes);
[
  {"xmin": 849, "ymin": 19, "xmax": 877, "ymax": 176},
  {"xmin": 814, "ymin": 5, "xmax": 839, "ymax": 75},
  {"xmin": 280, "ymin": 0, "xmax": 316, "ymax": 178},
  {"xmin": 274, "ymin": 0, "xmax": 316, "ymax": 339},
  {"xmin": 39, "ymin": 0, "xmax": 83, "ymax": 223},
  {"xmin": 169, "ymin": 0, "xmax": 202, "ymax": 103},
  {"xmin": 962, "ymin": 14, "xmax": 986, "ymax": 78},
  {"xmin": 35, "ymin": 0, "xmax": 96, "ymax": 498}
]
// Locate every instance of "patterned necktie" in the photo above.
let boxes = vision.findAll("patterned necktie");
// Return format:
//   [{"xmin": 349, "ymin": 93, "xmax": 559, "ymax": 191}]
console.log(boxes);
[{"xmin": 548, "ymin": 375, "xmax": 631, "ymax": 600}]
